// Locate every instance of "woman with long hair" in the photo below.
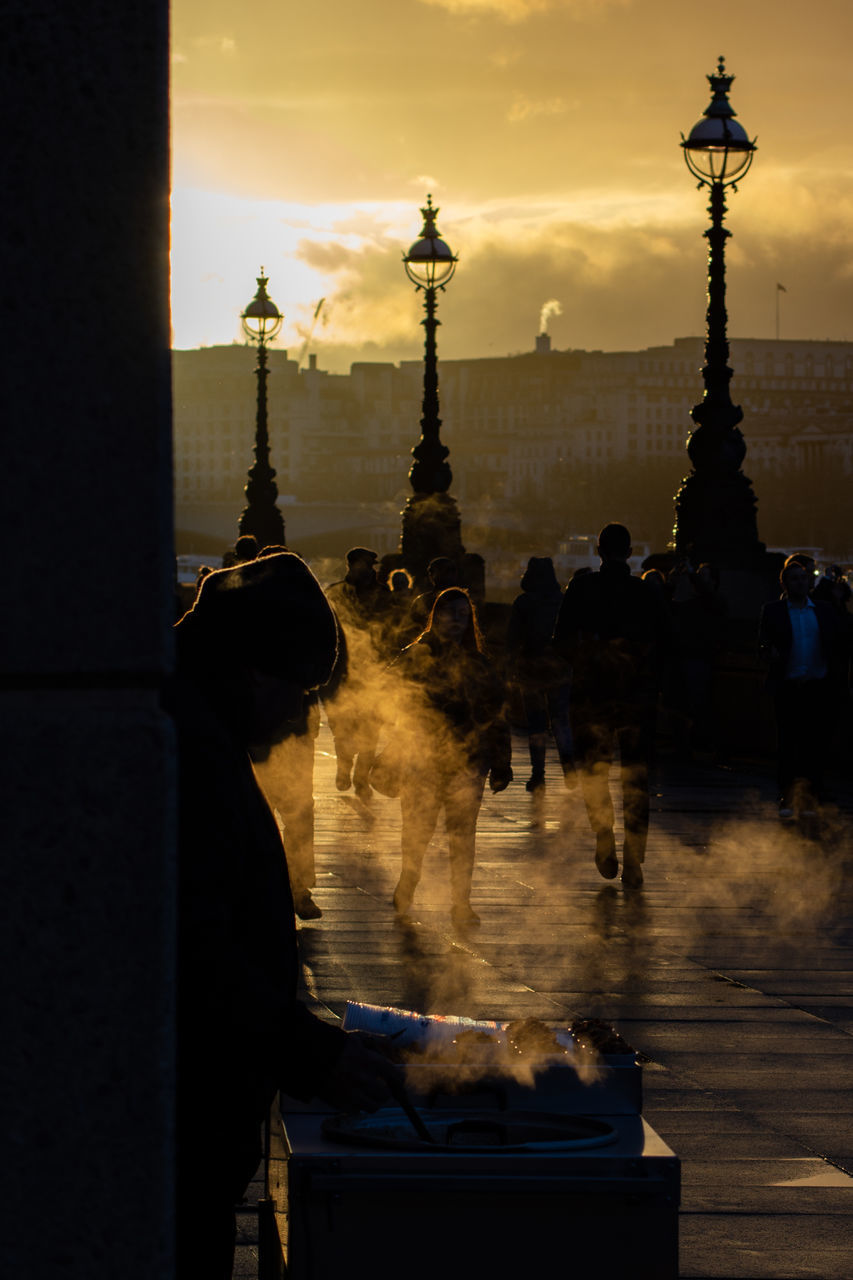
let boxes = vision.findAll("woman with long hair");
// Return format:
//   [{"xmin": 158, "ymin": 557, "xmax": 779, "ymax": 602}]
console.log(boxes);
[{"xmin": 388, "ymin": 587, "xmax": 512, "ymax": 927}]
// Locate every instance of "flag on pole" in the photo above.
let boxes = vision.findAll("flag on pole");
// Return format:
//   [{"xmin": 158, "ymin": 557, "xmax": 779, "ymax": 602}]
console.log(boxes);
[{"xmin": 777, "ymin": 283, "xmax": 787, "ymax": 292}]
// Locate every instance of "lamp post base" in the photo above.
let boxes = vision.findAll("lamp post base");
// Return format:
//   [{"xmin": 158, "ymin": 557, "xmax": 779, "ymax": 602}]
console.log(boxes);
[
  {"xmin": 400, "ymin": 492, "xmax": 464, "ymax": 579},
  {"xmin": 380, "ymin": 492, "xmax": 483, "ymax": 600},
  {"xmin": 674, "ymin": 465, "xmax": 765, "ymax": 571},
  {"xmin": 237, "ymin": 500, "xmax": 285, "ymax": 552}
]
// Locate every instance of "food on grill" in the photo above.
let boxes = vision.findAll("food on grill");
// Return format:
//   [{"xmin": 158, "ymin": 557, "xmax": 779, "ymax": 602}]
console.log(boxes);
[
  {"xmin": 570, "ymin": 1017, "xmax": 635, "ymax": 1056},
  {"xmin": 449, "ymin": 1030, "xmax": 506, "ymax": 1064},
  {"xmin": 505, "ymin": 1017, "xmax": 569, "ymax": 1057}
]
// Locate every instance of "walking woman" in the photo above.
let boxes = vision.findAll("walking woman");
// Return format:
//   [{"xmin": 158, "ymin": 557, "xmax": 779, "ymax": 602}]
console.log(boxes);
[
  {"xmin": 506, "ymin": 556, "xmax": 576, "ymax": 792},
  {"xmin": 388, "ymin": 587, "xmax": 512, "ymax": 927}
]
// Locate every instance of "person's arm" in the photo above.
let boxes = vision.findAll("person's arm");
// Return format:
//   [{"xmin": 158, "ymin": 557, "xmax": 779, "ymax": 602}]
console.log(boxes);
[{"xmin": 552, "ymin": 580, "xmax": 578, "ymax": 661}]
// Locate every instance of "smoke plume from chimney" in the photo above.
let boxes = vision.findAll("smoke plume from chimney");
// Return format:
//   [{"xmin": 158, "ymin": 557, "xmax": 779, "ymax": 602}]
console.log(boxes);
[{"xmin": 539, "ymin": 298, "xmax": 563, "ymax": 335}]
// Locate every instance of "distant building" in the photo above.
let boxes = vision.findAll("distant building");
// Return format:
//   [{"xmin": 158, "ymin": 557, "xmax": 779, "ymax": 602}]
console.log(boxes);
[{"xmin": 172, "ymin": 336, "xmax": 853, "ymax": 556}]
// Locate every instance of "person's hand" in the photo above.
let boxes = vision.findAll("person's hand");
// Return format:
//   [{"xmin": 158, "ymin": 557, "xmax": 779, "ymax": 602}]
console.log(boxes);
[
  {"xmin": 314, "ymin": 1032, "xmax": 402, "ymax": 1113},
  {"xmin": 489, "ymin": 766, "xmax": 513, "ymax": 793}
]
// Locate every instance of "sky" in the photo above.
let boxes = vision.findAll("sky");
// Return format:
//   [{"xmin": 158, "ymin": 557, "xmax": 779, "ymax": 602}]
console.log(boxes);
[{"xmin": 171, "ymin": 0, "xmax": 853, "ymax": 372}]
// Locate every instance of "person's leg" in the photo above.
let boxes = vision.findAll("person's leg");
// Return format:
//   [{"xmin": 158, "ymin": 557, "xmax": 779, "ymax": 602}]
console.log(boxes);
[
  {"xmin": 774, "ymin": 683, "xmax": 798, "ymax": 813},
  {"xmin": 619, "ymin": 712, "xmax": 653, "ymax": 887},
  {"xmin": 324, "ymin": 696, "xmax": 355, "ymax": 791},
  {"xmin": 522, "ymin": 690, "xmax": 548, "ymax": 790},
  {"xmin": 444, "ymin": 769, "xmax": 487, "ymax": 923},
  {"xmin": 548, "ymin": 682, "xmax": 577, "ymax": 787},
  {"xmin": 573, "ymin": 708, "xmax": 617, "ymax": 877},
  {"xmin": 799, "ymin": 678, "xmax": 836, "ymax": 808},
  {"xmin": 352, "ymin": 714, "xmax": 381, "ymax": 802},
  {"xmin": 395, "ymin": 773, "xmax": 441, "ymax": 913}
]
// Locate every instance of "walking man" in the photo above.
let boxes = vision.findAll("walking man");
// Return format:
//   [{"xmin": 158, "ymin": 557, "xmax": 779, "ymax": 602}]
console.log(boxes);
[
  {"xmin": 759, "ymin": 556, "xmax": 849, "ymax": 818},
  {"xmin": 554, "ymin": 523, "xmax": 669, "ymax": 888}
]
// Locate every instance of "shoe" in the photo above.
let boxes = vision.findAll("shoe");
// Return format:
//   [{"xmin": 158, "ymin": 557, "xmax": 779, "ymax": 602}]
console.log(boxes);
[
  {"xmin": 621, "ymin": 861, "xmax": 644, "ymax": 890},
  {"xmin": 335, "ymin": 761, "xmax": 352, "ymax": 791},
  {"xmin": 294, "ymin": 891, "xmax": 323, "ymax": 920},
  {"xmin": 525, "ymin": 773, "xmax": 545, "ymax": 793},
  {"xmin": 778, "ymin": 803, "xmax": 794, "ymax": 821},
  {"xmin": 594, "ymin": 828, "xmax": 618, "ymax": 880},
  {"xmin": 451, "ymin": 903, "xmax": 481, "ymax": 927}
]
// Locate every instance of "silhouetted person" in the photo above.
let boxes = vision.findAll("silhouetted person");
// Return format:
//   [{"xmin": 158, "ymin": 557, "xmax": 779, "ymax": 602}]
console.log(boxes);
[
  {"xmin": 554, "ymin": 523, "xmax": 669, "ymax": 888},
  {"xmin": 759, "ymin": 556, "xmax": 849, "ymax": 819},
  {"xmin": 222, "ymin": 532, "xmax": 259, "ymax": 568},
  {"xmin": 506, "ymin": 556, "xmax": 575, "ymax": 792},
  {"xmin": 408, "ymin": 556, "xmax": 460, "ymax": 638},
  {"xmin": 172, "ymin": 553, "xmax": 397, "ymax": 1277},
  {"xmin": 812, "ymin": 563, "xmax": 853, "ymax": 616},
  {"xmin": 249, "ymin": 543, "xmax": 325, "ymax": 918},
  {"xmin": 386, "ymin": 567, "xmax": 416, "ymax": 651},
  {"xmin": 325, "ymin": 548, "xmax": 392, "ymax": 801},
  {"xmin": 253, "ymin": 693, "xmax": 323, "ymax": 919},
  {"xmin": 389, "ymin": 588, "xmax": 512, "ymax": 927}
]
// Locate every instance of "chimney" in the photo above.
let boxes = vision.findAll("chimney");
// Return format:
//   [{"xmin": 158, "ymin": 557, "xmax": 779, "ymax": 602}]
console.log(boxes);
[
  {"xmin": 308, "ymin": 353, "xmax": 317, "ymax": 371},
  {"xmin": 536, "ymin": 333, "xmax": 551, "ymax": 355}
]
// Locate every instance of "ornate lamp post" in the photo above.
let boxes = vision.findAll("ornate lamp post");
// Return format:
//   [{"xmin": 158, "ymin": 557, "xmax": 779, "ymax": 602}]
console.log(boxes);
[
  {"xmin": 674, "ymin": 57, "xmax": 764, "ymax": 567},
  {"xmin": 237, "ymin": 269, "xmax": 286, "ymax": 549},
  {"xmin": 399, "ymin": 196, "xmax": 466, "ymax": 581}
]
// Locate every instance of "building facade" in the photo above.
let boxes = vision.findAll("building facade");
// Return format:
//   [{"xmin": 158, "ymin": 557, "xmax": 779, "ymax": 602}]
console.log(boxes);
[{"xmin": 173, "ymin": 336, "xmax": 853, "ymax": 560}]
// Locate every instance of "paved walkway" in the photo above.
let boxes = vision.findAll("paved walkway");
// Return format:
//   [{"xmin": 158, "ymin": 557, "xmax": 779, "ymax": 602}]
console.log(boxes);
[{"xmin": 236, "ymin": 724, "xmax": 853, "ymax": 1280}]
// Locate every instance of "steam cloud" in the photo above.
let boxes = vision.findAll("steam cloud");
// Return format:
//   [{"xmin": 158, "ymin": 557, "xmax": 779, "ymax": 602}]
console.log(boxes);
[{"xmin": 539, "ymin": 297, "xmax": 562, "ymax": 335}]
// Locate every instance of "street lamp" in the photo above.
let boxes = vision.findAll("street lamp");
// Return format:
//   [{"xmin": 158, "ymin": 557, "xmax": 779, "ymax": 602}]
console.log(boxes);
[
  {"xmin": 673, "ymin": 57, "xmax": 764, "ymax": 567},
  {"xmin": 399, "ymin": 196, "xmax": 466, "ymax": 581},
  {"xmin": 237, "ymin": 269, "xmax": 286, "ymax": 549}
]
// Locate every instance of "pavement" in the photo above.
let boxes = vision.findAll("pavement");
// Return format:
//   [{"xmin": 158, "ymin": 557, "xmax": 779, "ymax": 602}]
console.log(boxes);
[{"xmin": 234, "ymin": 722, "xmax": 853, "ymax": 1280}]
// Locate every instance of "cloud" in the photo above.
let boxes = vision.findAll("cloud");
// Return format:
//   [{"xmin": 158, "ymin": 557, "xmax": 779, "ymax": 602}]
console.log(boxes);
[
  {"xmin": 507, "ymin": 94, "xmax": 575, "ymax": 123},
  {"xmin": 289, "ymin": 187, "xmax": 853, "ymax": 367},
  {"xmin": 417, "ymin": 0, "xmax": 551, "ymax": 18},
  {"xmin": 171, "ymin": 173, "xmax": 853, "ymax": 367},
  {"xmin": 416, "ymin": 0, "xmax": 626, "ymax": 20}
]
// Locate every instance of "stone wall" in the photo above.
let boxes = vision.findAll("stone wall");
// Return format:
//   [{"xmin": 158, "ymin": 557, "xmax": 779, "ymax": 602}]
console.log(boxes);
[{"xmin": 1, "ymin": 4, "xmax": 175, "ymax": 1276}]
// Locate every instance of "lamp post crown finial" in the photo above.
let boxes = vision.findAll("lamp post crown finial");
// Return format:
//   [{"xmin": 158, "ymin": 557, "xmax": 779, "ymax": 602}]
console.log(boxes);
[
  {"xmin": 420, "ymin": 194, "xmax": 439, "ymax": 238},
  {"xmin": 705, "ymin": 56, "xmax": 737, "ymax": 118}
]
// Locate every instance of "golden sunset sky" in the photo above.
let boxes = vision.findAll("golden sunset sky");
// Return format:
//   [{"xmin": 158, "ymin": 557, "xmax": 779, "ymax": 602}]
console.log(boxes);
[{"xmin": 171, "ymin": 0, "xmax": 853, "ymax": 372}]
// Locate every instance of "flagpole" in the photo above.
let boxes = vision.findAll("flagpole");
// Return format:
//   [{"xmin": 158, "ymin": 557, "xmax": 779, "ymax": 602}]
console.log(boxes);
[{"xmin": 776, "ymin": 286, "xmax": 780, "ymax": 341}]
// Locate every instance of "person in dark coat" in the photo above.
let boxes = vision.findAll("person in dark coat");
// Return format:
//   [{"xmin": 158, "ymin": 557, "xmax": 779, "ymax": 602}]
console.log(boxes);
[
  {"xmin": 553, "ymin": 523, "xmax": 669, "ymax": 888},
  {"xmin": 388, "ymin": 587, "xmax": 512, "ymax": 927},
  {"xmin": 173, "ymin": 553, "xmax": 397, "ymax": 1278},
  {"xmin": 758, "ymin": 556, "xmax": 850, "ymax": 818},
  {"xmin": 506, "ymin": 556, "xmax": 575, "ymax": 791}
]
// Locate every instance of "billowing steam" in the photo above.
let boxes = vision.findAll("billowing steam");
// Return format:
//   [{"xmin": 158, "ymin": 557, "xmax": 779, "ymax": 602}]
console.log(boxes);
[{"xmin": 539, "ymin": 297, "xmax": 562, "ymax": 334}]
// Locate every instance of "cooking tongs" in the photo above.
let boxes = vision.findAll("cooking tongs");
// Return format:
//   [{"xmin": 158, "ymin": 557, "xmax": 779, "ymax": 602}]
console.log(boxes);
[{"xmin": 387, "ymin": 1075, "xmax": 437, "ymax": 1144}]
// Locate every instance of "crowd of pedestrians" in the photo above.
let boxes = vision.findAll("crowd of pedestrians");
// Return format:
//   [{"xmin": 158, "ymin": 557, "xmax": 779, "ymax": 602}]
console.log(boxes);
[{"xmin": 174, "ymin": 526, "xmax": 852, "ymax": 1274}]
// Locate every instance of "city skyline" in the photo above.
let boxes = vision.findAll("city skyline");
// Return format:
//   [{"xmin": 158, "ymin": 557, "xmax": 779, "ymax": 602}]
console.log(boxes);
[{"xmin": 171, "ymin": 0, "xmax": 853, "ymax": 373}]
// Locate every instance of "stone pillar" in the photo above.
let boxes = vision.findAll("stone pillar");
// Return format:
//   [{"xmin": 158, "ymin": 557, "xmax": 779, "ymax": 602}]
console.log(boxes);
[{"xmin": 1, "ymin": 5, "xmax": 175, "ymax": 1277}]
